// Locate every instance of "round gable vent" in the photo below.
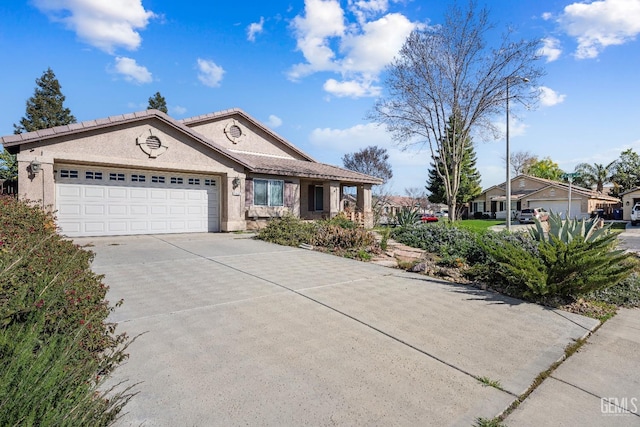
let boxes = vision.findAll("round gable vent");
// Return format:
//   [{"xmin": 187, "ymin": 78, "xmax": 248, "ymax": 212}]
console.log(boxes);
[
  {"xmin": 224, "ymin": 120, "xmax": 245, "ymax": 144},
  {"xmin": 146, "ymin": 135, "xmax": 162, "ymax": 149}
]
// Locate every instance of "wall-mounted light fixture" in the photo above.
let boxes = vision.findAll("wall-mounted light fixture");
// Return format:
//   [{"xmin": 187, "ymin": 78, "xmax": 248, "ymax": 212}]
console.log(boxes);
[
  {"xmin": 232, "ymin": 176, "xmax": 240, "ymax": 189},
  {"xmin": 30, "ymin": 160, "xmax": 42, "ymax": 174}
]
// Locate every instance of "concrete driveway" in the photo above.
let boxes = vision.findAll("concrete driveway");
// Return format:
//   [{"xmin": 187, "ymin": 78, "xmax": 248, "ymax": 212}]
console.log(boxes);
[{"xmin": 79, "ymin": 233, "xmax": 599, "ymax": 426}]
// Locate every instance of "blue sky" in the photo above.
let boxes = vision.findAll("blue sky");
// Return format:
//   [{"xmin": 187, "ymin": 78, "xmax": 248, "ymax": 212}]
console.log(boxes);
[{"xmin": 1, "ymin": 0, "xmax": 639, "ymax": 194}]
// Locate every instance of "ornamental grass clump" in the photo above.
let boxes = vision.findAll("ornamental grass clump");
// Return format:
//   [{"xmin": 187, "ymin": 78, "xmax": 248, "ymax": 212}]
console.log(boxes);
[{"xmin": 0, "ymin": 196, "xmax": 134, "ymax": 426}]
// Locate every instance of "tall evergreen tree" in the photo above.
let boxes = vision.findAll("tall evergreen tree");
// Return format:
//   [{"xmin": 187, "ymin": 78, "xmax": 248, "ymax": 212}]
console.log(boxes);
[
  {"xmin": 147, "ymin": 91, "xmax": 168, "ymax": 113},
  {"xmin": 426, "ymin": 114, "xmax": 481, "ymax": 216},
  {"xmin": 0, "ymin": 150, "xmax": 18, "ymax": 180},
  {"xmin": 609, "ymin": 149, "xmax": 640, "ymax": 198},
  {"xmin": 13, "ymin": 68, "xmax": 76, "ymax": 134}
]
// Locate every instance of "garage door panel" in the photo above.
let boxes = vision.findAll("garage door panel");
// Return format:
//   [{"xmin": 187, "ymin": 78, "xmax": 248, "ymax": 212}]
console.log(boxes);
[
  {"xmin": 108, "ymin": 222, "xmax": 128, "ymax": 232},
  {"xmin": 56, "ymin": 169, "xmax": 220, "ymax": 237},
  {"xmin": 84, "ymin": 187, "xmax": 105, "ymax": 198},
  {"xmin": 130, "ymin": 205, "xmax": 149, "ymax": 215},
  {"xmin": 108, "ymin": 205, "xmax": 128, "ymax": 215},
  {"xmin": 170, "ymin": 206, "xmax": 186, "ymax": 215},
  {"xmin": 151, "ymin": 206, "xmax": 167, "ymax": 215},
  {"xmin": 58, "ymin": 204, "xmax": 81, "ymax": 215},
  {"xmin": 130, "ymin": 189, "xmax": 148, "ymax": 198},
  {"xmin": 150, "ymin": 190, "xmax": 167, "ymax": 199},
  {"xmin": 170, "ymin": 221, "xmax": 186, "ymax": 230},
  {"xmin": 84, "ymin": 205, "xmax": 105, "ymax": 215},
  {"xmin": 151, "ymin": 221, "xmax": 168, "ymax": 230},
  {"xmin": 108, "ymin": 188, "xmax": 128, "ymax": 199},
  {"xmin": 57, "ymin": 221, "xmax": 80, "ymax": 233},
  {"xmin": 84, "ymin": 222, "xmax": 106, "ymax": 233}
]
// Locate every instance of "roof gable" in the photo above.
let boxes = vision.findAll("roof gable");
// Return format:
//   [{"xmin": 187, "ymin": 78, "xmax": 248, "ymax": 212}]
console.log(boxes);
[
  {"xmin": 1, "ymin": 108, "xmax": 383, "ymax": 185},
  {"xmin": 180, "ymin": 108, "xmax": 315, "ymax": 162}
]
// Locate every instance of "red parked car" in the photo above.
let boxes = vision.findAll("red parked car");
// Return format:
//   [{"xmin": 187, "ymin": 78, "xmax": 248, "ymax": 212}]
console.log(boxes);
[{"xmin": 421, "ymin": 214, "xmax": 439, "ymax": 223}]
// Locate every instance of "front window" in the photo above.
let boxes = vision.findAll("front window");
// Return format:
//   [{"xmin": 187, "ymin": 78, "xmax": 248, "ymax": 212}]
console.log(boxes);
[{"xmin": 254, "ymin": 179, "xmax": 284, "ymax": 207}]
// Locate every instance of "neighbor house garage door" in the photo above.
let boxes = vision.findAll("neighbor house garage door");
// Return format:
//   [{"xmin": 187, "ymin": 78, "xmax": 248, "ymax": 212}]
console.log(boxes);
[
  {"xmin": 55, "ymin": 165, "xmax": 219, "ymax": 237},
  {"xmin": 535, "ymin": 200, "xmax": 581, "ymax": 219}
]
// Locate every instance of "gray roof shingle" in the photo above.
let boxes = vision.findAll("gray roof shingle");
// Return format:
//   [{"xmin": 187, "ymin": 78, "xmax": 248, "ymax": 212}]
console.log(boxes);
[
  {"xmin": 235, "ymin": 153, "xmax": 383, "ymax": 184},
  {"xmin": 0, "ymin": 108, "xmax": 381, "ymax": 184}
]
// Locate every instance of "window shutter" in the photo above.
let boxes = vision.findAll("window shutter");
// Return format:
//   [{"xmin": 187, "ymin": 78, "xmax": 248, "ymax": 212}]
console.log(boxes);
[
  {"xmin": 308, "ymin": 185, "xmax": 315, "ymax": 211},
  {"xmin": 284, "ymin": 182, "xmax": 294, "ymax": 208},
  {"xmin": 245, "ymin": 179, "xmax": 253, "ymax": 207}
]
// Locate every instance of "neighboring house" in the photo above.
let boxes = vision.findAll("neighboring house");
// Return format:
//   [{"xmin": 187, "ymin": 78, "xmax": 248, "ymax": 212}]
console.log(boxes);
[
  {"xmin": 620, "ymin": 188, "xmax": 640, "ymax": 221},
  {"xmin": 470, "ymin": 174, "xmax": 620, "ymax": 220},
  {"xmin": 1, "ymin": 108, "xmax": 382, "ymax": 237},
  {"xmin": 378, "ymin": 196, "xmax": 443, "ymax": 216}
]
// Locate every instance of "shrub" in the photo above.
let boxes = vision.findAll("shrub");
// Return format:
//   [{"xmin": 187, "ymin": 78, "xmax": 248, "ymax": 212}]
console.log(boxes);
[
  {"xmin": 588, "ymin": 272, "xmax": 640, "ymax": 308},
  {"xmin": 256, "ymin": 215, "xmax": 379, "ymax": 259},
  {"xmin": 0, "ymin": 196, "xmax": 133, "ymax": 426},
  {"xmin": 391, "ymin": 222, "xmax": 481, "ymax": 261},
  {"xmin": 314, "ymin": 224, "xmax": 378, "ymax": 251},
  {"xmin": 482, "ymin": 228, "xmax": 636, "ymax": 301},
  {"xmin": 320, "ymin": 212, "xmax": 357, "ymax": 229},
  {"xmin": 256, "ymin": 214, "xmax": 319, "ymax": 247}
]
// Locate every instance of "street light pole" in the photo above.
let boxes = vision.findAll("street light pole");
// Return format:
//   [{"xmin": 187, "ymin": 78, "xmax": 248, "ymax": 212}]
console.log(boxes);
[
  {"xmin": 506, "ymin": 79, "xmax": 511, "ymax": 231},
  {"xmin": 505, "ymin": 76, "xmax": 529, "ymax": 231}
]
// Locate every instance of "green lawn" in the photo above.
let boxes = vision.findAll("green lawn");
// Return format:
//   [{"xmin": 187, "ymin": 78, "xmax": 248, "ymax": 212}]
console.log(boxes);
[{"xmin": 452, "ymin": 219, "xmax": 503, "ymax": 233}]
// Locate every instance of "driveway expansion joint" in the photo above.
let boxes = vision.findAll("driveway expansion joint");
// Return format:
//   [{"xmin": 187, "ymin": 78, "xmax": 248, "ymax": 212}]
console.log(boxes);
[{"xmin": 152, "ymin": 235, "xmax": 518, "ymax": 397}]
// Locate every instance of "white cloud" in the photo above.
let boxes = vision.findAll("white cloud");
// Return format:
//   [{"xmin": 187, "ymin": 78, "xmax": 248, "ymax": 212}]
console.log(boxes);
[
  {"xmin": 323, "ymin": 78, "xmax": 380, "ymax": 97},
  {"xmin": 348, "ymin": 0, "xmax": 390, "ymax": 24},
  {"xmin": 289, "ymin": 0, "xmax": 420, "ymax": 98},
  {"xmin": 558, "ymin": 0, "xmax": 640, "ymax": 59},
  {"xmin": 34, "ymin": 0, "xmax": 155, "ymax": 54},
  {"xmin": 197, "ymin": 58, "xmax": 225, "ymax": 87},
  {"xmin": 266, "ymin": 114, "xmax": 283, "ymax": 128},
  {"xmin": 289, "ymin": 0, "xmax": 346, "ymax": 79},
  {"xmin": 113, "ymin": 57, "xmax": 152, "ymax": 84},
  {"xmin": 247, "ymin": 17, "xmax": 265, "ymax": 42},
  {"xmin": 539, "ymin": 86, "xmax": 566, "ymax": 107},
  {"xmin": 171, "ymin": 105, "xmax": 187, "ymax": 115},
  {"xmin": 341, "ymin": 13, "xmax": 415, "ymax": 74},
  {"xmin": 310, "ymin": 122, "xmax": 390, "ymax": 151},
  {"xmin": 541, "ymin": 12, "xmax": 553, "ymax": 20},
  {"xmin": 492, "ymin": 118, "xmax": 530, "ymax": 141},
  {"xmin": 539, "ymin": 37, "xmax": 562, "ymax": 62}
]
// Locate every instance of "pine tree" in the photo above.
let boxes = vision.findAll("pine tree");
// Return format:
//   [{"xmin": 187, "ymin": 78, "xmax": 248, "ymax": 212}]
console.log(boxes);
[
  {"xmin": 13, "ymin": 68, "xmax": 76, "ymax": 134},
  {"xmin": 147, "ymin": 92, "xmax": 168, "ymax": 114},
  {"xmin": 426, "ymin": 114, "xmax": 482, "ymax": 216},
  {"xmin": 0, "ymin": 149, "xmax": 18, "ymax": 180}
]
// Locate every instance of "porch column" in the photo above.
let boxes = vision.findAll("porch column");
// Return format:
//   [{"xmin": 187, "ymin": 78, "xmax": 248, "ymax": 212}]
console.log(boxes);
[
  {"xmin": 357, "ymin": 184, "xmax": 373, "ymax": 228},
  {"xmin": 325, "ymin": 180, "xmax": 341, "ymax": 218}
]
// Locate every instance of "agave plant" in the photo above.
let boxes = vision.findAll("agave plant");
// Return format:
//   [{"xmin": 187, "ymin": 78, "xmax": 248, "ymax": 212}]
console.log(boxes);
[
  {"xmin": 529, "ymin": 211, "xmax": 611, "ymax": 243},
  {"xmin": 394, "ymin": 207, "xmax": 421, "ymax": 227}
]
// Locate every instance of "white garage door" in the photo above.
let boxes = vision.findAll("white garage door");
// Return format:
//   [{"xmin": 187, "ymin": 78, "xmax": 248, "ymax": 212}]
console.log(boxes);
[
  {"xmin": 55, "ymin": 166, "xmax": 219, "ymax": 237},
  {"xmin": 536, "ymin": 200, "xmax": 582, "ymax": 219}
]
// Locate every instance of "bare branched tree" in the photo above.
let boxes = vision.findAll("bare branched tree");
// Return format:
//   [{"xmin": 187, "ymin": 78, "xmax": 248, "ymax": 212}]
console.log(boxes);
[
  {"xmin": 509, "ymin": 150, "xmax": 538, "ymax": 175},
  {"xmin": 405, "ymin": 187, "xmax": 430, "ymax": 211},
  {"xmin": 370, "ymin": 1, "xmax": 543, "ymax": 220}
]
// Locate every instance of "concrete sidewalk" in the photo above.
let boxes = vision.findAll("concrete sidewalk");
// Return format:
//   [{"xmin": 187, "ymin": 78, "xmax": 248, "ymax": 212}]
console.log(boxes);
[
  {"xmin": 82, "ymin": 233, "xmax": 602, "ymax": 426},
  {"xmin": 505, "ymin": 308, "xmax": 640, "ymax": 426}
]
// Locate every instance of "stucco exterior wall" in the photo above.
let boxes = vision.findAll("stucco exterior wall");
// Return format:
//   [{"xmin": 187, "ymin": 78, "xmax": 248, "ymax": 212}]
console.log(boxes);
[
  {"xmin": 14, "ymin": 119, "xmax": 248, "ymax": 232},
  {"xmin": 622, "ymin": 190, "xmax": 640, "ymax": 221},
  {"xmin": 187, "ymin": 117, "xmax": 307, "ymax": 160}
]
